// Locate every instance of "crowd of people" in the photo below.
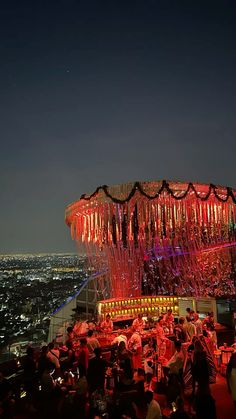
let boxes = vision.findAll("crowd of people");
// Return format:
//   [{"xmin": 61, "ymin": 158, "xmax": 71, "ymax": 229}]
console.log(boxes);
[{"xmin": 0, "ymin": 308, "xmax": 234, "ymax": 419}]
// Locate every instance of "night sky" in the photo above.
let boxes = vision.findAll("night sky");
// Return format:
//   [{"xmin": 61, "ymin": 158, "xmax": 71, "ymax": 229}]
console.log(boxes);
[{"xmin": 0, "ymin": 0, "xmax": 236, "ymax": 254}]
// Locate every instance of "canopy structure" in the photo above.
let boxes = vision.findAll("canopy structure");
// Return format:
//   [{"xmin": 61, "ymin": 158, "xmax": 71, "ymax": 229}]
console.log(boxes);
[{"xmin": 65, "ymin": 180, "xmax": 236, "ymax": 299}]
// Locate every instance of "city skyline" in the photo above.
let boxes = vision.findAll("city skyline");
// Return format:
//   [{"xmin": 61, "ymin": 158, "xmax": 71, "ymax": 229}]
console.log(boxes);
[{"xmin": 1, "ymin": 1, "xmax": 236, "ymax": 254}]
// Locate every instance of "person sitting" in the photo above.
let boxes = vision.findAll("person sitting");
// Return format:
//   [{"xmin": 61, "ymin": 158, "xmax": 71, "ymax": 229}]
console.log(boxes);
[
  {"xmin": 132, "ymin": 313, "xmax": 145, "ymax": 332},
  {"xmin": 87, "ymin": 330, "xmax": 100, "ymax": 360},
  {"xmin": 100, "ymin": 314, "xmax": 113, "ymax": 333},
  {"xmin": 145, "ymin": 390, "xmax": 162, "ymax": 419}
]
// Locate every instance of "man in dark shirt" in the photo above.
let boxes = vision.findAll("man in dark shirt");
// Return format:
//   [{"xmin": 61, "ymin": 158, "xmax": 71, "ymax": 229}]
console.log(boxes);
[
  {"xmin": 87, "ymin": 347, "xmax": 107, "ymax": 394},
  {"xmin": 174, "ymin": 317, "xmax": 186, "ymax": 343}
]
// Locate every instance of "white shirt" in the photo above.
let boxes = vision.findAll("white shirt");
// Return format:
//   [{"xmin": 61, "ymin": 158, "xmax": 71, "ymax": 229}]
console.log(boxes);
[
  {"xmin": 111, "ymin": 334, "xmax": 128, "ymax": 348},
  {"xmin": 146, "ymin": 399, "xmax": 162, "ymax": 419},
  {"xmin": 101, "ymin": 319, "xmax": 113, "ymax": 332},
  {"xmin": 132, "ymin": 317, "xmax": 144, "ymax": 332},
  {"xmin": 166, "ymin": 350, "xmax": 184, "ymax": 374},
  {"xmin": 183, "ymin": 322, "xmax": 196, "ymax": 341},
  {"xmin": 128, "ymin": 332, "xmax": 142, "ymax": 352},
  {"xmin": 194, "ymin": 319, "xmax": 203, "ymax": 336}
]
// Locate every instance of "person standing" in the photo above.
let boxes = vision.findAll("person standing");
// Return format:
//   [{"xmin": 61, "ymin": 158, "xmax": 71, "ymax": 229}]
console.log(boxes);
[
  {"xmin": 100, "ymin": 314, "xmax": 113, "ymax": 333},
  {"xmin": 174, "ymin": 317, "xmax": 186, "ymax": 343},
  {"xmin": 77, "ymin": 338, "xmax": 89, "ymax": 373},
  {"xmin": 128, "ymin": 330, "xmax": 142, "ymax": 370},
  {"xmin": 166, "ymin": 340, "xmax": 184, "ymax": 376},
  {"xmin": 87, "ymin": 330, "xmax": 100, "ymax": 360},
  {"xmin": 226, "ymin": 351, "xmax": 236, "ymax": 408},
  {"xmin": 156, "ymin": 316, "xmax": 167, "ymax": 357},
  {"xmin": 87, "ymin": 347, "xmax": 107, "ymax": 394},
  {"xmin": 164, "ymin": 309, "xmax": 174, "ymax": 329},
  {"xmin": 132, "ymin": 313, "xmax": 145, "ymax": 332},
  {"xmin": 47, "ymin": 342, "xmax": 61, "ymax": 378},
  {"xmin": 145, "ymin": 390, "xmax": 162, "ymax": 419},
  {"xmin": 194, "ymin": 313, "xmax": 203, "ymax": 337},
  {"xmin": 183, "ymin": 318, "xmax": 196, "ymax": 342}
]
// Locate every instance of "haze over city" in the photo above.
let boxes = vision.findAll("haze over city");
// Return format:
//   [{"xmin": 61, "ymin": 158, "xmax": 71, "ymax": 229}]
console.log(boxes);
[{"xmin": 1, "ymin": 0, "xmax": 235, "ymax": 254}]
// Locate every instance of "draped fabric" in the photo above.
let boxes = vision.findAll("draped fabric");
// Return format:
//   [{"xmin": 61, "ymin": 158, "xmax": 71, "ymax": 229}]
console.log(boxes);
[{"xmin": 66, "ymin": 180, "xmax": 236, "ymax": 299}]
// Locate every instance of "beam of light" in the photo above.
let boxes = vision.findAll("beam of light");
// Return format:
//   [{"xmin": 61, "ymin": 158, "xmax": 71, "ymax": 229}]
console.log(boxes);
[{"xmin": 145, "ymin": 241, "xmax": 236, "ymax": 261}]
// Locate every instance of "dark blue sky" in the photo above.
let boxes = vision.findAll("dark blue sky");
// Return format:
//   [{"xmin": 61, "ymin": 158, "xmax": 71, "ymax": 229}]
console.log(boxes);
[{"xmin": 0, "ymin": 0, "xmax": 236, "ymax": 253}]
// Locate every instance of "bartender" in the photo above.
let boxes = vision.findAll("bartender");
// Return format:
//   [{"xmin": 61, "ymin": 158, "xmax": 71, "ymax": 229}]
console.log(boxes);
[
  {"xmin": 100, "ymin": 314, "xmax": 113, "ymax": 333},
  {"xmin": 132, "ymin": 313, "xmax": 145, "ymax": 332}
]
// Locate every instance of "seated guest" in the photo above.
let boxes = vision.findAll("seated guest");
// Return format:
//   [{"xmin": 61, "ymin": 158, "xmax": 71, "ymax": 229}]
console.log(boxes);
[
  {"xmin": 128, "ymin": 331, "xmax": 142, "ymax": 370},
  {"xmin": 87, "ymin": 347, "xmax": 107, "ymax": 394},
  {"xmin": 174, "ymin": 317, "xmax": 186, "ymax": 343},
  {"xmin": 145, "ymin": 390, "xmax": 162, "ymax": 419},
  {"xmin": 183, "ymin": 318, "xmax": 196, "ymax": 342},
  {"xmin": 87, "ymin": 330, "xmax": 100, "ymax": 360},
  {"xmin": 132, "ymin": 313, "xmax": 145, "ymax": 332},
  {"xmin": 100, "ymin": 314, "xmax": 113, "ymax": 333}
]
